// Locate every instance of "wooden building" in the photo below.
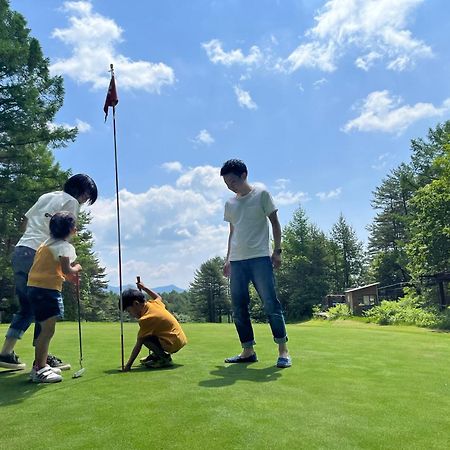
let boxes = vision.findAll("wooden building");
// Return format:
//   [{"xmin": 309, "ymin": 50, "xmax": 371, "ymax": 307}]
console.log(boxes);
[{"xmin": 345, "ymin": 283, "xmax": 380, "ymax": 316}]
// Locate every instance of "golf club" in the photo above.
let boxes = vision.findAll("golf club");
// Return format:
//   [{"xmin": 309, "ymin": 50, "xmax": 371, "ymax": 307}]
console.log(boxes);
[{"xmin": 73, "ymin": 273, "xmax": 85, "ymax": 378}]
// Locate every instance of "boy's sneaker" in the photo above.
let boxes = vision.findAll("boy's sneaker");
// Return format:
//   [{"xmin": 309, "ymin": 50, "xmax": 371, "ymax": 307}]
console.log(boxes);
[
  {"xmin": 47, "ymin": 354, "xmax": 71, "ymax": 371},
  {"xmin": 29, "ymin": 365, "xmax": 61, "ymax": 379},
  {"xmin": 145, "ymin": 354, "xmax": 173, "ymax": 369},
  {"xmin": 139, "ymin": 353, "xmax": 158, "ymax": 365},
  {"xmin": 32, "ymin": 365, "xmax": 63, "ymax": 383},
  {"xmin": 0, "ymin": 351, "xmax": 26, "ymax": 370}
]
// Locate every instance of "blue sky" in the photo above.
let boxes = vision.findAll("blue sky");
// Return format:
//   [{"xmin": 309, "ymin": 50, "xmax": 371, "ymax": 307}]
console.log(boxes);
[{"xmin": 10, "ymin": 0, "xmax": 450, "ymax": 288}]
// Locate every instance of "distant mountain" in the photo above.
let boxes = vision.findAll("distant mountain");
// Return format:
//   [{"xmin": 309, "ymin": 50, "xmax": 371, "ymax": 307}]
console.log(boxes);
[{"xmin": 107, "ymin": 284, "xmax": 185, "ymax": 294}]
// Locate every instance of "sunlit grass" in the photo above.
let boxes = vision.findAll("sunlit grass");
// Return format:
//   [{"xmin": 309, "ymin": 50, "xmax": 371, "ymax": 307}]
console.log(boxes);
[{"xmin": 1, "ymin": 320, "xmax": 449, "ymax": 449}]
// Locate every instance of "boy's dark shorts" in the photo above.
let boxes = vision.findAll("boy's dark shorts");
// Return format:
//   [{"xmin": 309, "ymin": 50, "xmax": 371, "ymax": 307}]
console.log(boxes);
[{"xmin": 28, "ymin": 287, "xmax": 64, "ymax": 322}]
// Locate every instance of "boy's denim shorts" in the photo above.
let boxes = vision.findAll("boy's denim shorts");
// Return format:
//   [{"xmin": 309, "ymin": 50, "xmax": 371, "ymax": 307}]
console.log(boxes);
[{"xmin": 28, "ymin": 287, "xmax": 64, "ymax": 322}]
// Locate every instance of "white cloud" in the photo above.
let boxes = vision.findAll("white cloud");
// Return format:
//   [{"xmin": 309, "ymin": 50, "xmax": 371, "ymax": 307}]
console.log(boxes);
[
  {"xmin": 161, "ymin": 161, "xmax": 183, "ymax": 173},
  {"xmin": 47, "ymin": 118, "xmax": 91, "ymax": 133},
  {"xmin": 192, "ymin": 129, "xmax": 215, "ymax": 146},
  {"xmin": 175, "ymin": 165, "xmax": 227, "ymax": 199},
  {"xmin": 316, "ymin": 187, "xmax": 342, "ymax": 201},
  {"xmin": 273, "ymin": 190, "xmax": 309, "ymax": 206},
  {"xmin": 202, "ymin": 39, "xmax": 263, "ymax": 66},
  {"xmin": 284, "ymin": 41, "xmax": 337, "ymax": 72},
  {"xmin": 89, "ymin": 169, "xmax": 228, "ymax": 288},
  {"xmin": 343, "ymin": 90, "xmax": 450, "ymax": 133},
  {"xmin": 355, "ymin": 51, "xmax": 381, "ymax": 71},
  {"xmin": 234, "ymin": 85, "xmax": 258, "ymax": 110},
  {"xmin": 50, "ymin": 1, "xmax": 175, "ymax": 91},
  {"xmin": 371, "ymin": 153, "xmax": 391, "ymax": 170},
  {"xmin": 283, "ymin": 0, "xmax": 432, "ymax": 73},
  {"xmin": 75, "ymin": 119, "xmax": 91, "ymax": 133},
  {"xmin": 274, "ymin": 178, "xmax": 291, "ymax": 190},
  {"xmin": 313, "ymin": 77, "xmax": 328, "ymax": 89}
]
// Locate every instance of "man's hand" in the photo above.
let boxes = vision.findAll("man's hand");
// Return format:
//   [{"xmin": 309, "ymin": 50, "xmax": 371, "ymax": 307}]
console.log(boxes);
[
  {"xmin": 223, "ymin": 260, "xmax": 231, "ymax": 277},
  {"xmin": 271, "ymin": 252, "xmax": 282, "ymax": 269}
]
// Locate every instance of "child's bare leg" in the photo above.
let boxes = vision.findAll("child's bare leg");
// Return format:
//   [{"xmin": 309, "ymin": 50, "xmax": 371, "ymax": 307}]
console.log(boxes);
[{"xmin": 34, "ymin": 317, "xmax": 57, "ymax": 369}]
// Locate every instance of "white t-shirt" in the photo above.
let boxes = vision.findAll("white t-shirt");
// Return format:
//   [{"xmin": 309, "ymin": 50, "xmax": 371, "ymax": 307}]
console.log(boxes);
[
  {"xmin": 16, "ymin": 191, "xmax": 80, "ymax": 250},
  {"xmin": 224, "ymin": 187, "xmax": 277, "ymax": 261},
  {"xmin": 45, "ymin": 238, "xmax": 77, "ymax": 263}
]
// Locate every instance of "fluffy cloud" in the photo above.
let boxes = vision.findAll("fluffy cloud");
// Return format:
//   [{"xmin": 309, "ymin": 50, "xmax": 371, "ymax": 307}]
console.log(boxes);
[
  {"xmin": 47, "ymin": 118, "xmax": 91, "ymax": 133},
  {"xmin": 50, "ymin": 1, "xmax": 175, "ymax": 91},
  {"xmin": 234, "ymin": 85, "xmax": 258, "ymax": 110},
  {"xmin": 316, "ymin": 187, "xmax": 342, "ymax": 201},
  {"xmin": 273, "ymin": 190, "xmax": 309, "ymax": 206},
  {"xmin": 342, "ymin": 91, "xmax": 450, "ymax": 133},
  {"xmin": 202, "ymin": 39, "xmax": 263, "ymax": 66},
  {"xmin": 283, "ymin": 0, "xmax": 432, "ymax": 73},
  {"xmin": 192, "ymin": 129, "xmax": 215, "ymax": 146},
  {"xmin": 89, "ymin": 174, "xmax": 228, "ymax": 287},
  {"xmin": 161, "ymin": 161, "xmax": 183, "ymax": 173}
]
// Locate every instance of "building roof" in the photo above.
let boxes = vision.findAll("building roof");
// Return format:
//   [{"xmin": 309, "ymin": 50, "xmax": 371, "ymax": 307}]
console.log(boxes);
[{"xmin": 344, "ymin": 282, "xmax": 380, "ymax": 293}]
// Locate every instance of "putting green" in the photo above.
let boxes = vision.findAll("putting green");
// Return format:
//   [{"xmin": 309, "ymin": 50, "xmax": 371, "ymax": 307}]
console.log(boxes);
[{"xmin": 1, "ymin": 320, "xmax": 449, "ymax": 449}]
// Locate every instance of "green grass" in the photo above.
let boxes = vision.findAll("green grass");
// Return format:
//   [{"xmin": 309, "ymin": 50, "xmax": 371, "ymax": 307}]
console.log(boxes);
[{"xmin": 1, "ymin": 320, "xmax": 449, "ymax": 449}]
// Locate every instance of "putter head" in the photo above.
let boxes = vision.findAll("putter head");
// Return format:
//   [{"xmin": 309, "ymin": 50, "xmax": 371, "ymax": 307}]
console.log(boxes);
[{"xmin": 72, "ymin": 368, "xmax": 86, "ymax": 378}]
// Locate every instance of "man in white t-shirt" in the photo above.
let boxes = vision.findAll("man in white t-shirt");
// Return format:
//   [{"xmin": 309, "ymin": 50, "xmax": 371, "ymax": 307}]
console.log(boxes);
[
  {"xmin": 221, "ymin": 159, "xmax": 291, "ymax": 368},
  {"xmin": 0, "ymin": 174, "xmax": 97, "ymax": 371}
]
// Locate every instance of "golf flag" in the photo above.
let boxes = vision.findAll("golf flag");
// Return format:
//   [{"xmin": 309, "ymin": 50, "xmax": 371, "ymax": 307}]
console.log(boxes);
[{"xmin": 103, "ymin": 71, "xmax": 118, "ymax": 121}]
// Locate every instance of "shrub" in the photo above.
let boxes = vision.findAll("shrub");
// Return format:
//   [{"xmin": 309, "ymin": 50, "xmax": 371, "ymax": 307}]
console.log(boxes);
[
  {"xmin": 364, "ymin": 287, "xmax": 449, "ymax": 329},
  {"xmin": 327, "ymin": 303, "xmax": 352, "ymax": 320}
]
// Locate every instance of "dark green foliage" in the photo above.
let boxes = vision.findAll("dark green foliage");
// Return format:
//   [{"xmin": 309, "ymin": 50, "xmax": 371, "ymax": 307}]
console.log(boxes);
[
  {"xmin": 0, "ymin": 0, "xmax": 75, "ymax": 301},
  {"xmin": 277, "ymin": 208, "xmax": 330, "ymax": 320},
  {"xmin": 188, "ymin": 256, "xmax": 231, "ymax": 322},
  {"xmin": 329, "ymin": 214, "xmax": 365, "ymax": 291},
  {"xmin": 62, "ymin": 212, "xmax": 112, "ymax": 321},
  {"xmin": 0, "ymin": 2, "xmax": 110, "ymax": 321}
]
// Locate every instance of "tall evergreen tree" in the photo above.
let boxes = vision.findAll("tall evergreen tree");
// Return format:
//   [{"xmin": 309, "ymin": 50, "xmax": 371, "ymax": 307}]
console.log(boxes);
[
  {"xmin": 0, "ymin": 1, "xmax": 76, "ymax": 300},
  {"xmin": 62, "ymin": 212, "xmax": 111, "ymax": 321},
  {"xmin": 406, "ymin": 134, "xmax": 450, "ymax": 278},
  {"xmin": 277, "ymin": 208, "xmax": 330, "ymax": 319},
  {"xmin": 189, "ymin": 257, "xmax": 231, "ymax": 322},
  {"xmin": 330, "ymin": 214, "xmax": 365, "ymax": 290}
]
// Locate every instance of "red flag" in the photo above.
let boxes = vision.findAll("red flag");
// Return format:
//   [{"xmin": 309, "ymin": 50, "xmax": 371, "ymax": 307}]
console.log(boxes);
[{"xmin": 103, "ymin": 75, "xmax": 118, "ymax": 121}]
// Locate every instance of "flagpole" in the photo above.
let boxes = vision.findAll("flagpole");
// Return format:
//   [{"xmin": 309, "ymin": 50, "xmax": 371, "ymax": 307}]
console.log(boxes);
[{"xmin": 109, "ymin": 63, "xmax": 125, "ymax": 370}]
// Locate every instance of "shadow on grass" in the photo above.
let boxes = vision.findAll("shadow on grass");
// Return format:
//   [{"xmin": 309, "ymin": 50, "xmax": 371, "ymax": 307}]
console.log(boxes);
[
  {"xmin": 0, "ymin": 369, "xmax": 48, "ymax": 406},
  {"xmin": 199, "ymin": 363, "xmax": 283, "ymax": 388},
  {"xmin": 103, "ymin": 363, "xmax": 184, "ymax": 375},
  {"xmin": 0, "ymin": 368, "xmax": 112, "ymax": 406}
]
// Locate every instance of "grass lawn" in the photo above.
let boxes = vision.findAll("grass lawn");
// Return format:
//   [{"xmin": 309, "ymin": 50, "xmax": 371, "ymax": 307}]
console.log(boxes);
[{"xmin": 1, "ymin": 320, "xmax": 449, "ymax": 449}]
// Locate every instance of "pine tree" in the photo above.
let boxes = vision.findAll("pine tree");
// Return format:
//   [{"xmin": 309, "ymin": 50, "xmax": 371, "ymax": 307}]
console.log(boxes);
[{"xmin": 189, "ymin": 257, "xmax": 231, "ymax": 322}]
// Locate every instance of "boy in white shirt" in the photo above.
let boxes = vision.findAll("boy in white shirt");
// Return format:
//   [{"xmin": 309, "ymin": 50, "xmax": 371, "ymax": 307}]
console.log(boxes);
[{"xmin": 0, "ymin": 174, "xmax": 97, "ymax": 371}]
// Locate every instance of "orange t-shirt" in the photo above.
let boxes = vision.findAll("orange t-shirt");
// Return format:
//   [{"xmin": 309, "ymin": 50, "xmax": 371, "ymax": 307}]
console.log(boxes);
[{"xmin": 138, "ymin": 299, "xmax": 187, "ymax": 353}]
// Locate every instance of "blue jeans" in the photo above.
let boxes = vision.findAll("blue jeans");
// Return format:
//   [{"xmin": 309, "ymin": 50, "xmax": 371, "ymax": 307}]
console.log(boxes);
[
  {"xmin": 6, "ymin": 246, "xmax": 41, "ymax": 341},
  {"xmin": 230, "ymin": 256, "xmax": 288, "ymax": 348}
]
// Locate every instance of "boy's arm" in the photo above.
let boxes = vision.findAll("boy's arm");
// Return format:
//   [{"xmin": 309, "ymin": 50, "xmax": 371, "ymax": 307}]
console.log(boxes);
[
  {"xmin": 136, "ymin": 281, "xmax": 162, "ymax": 301},
  {"xmin": 123, "ymin": 337, "xmax": 144, "ymax": 371},
  {"xmin": 268, "ymin": 211, "xmax": 282, "ymax": 269},
  {"xmin": 223, "ymin": 223, "xmax": 234, "ymax": 277}
]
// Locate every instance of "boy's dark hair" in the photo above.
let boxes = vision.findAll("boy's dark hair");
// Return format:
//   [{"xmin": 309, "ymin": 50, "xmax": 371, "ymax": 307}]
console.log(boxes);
[
  {"xmin": 121, "ymin": 289, "xmax": 145, "ymax": 310},
  {"xmin": 49, "ymin": 211, "xmax": 77, "ymax": 239},
  {"xmin": 64, "ymin": 174, "xmax": 98, "ymax": 204},
  {"xmin": 220, "ymin": 159, "xmax": 248, "ymax": 177}
]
